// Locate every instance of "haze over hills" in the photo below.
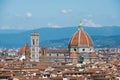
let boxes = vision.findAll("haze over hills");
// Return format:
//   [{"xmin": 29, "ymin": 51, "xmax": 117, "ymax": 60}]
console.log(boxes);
[
  {"xmin": 0, "ymin": 26, "xmax": 120, "ymax": 48},
  {"xmin": 0, "ymin": 30, "xmax": 26, "ymax": 34}
]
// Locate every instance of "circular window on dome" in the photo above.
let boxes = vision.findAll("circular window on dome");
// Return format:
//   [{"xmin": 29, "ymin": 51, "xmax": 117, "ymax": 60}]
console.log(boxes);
[
  {"xmin": 74, "ymin": 48, "xmax": 77, "ymax": 51},
  {"xmin": 82, "ymin": 48, "xmax": 85, "ymax": 51}
]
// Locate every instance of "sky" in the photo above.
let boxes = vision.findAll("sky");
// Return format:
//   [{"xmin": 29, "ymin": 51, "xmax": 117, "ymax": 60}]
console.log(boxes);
[{"xmin": 0, "ymin": 0, "xmax": 120, "ymax": 29}]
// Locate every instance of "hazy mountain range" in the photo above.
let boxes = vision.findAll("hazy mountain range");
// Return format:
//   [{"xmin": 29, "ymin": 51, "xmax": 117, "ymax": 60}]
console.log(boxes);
[{"xmin": 0, "ymin": 26, "xmax": 120, "ymax": 48}]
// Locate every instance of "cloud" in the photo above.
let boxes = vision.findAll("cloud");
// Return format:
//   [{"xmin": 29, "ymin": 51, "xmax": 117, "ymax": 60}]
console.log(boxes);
[
  {"xmin": 111, "ymin": 15, "xmax": 117, "ymax": 19},
  {"xmin": 87, "ymin": 14, "xmax": 93, "ymax": 18},
  {"xmin": 0, "ymin": 26, "xmax": 11, "ymax": 30},
  {"xmin": 0, "ymin": 26, "xmax": 22, "ymax": 30},
  {"xmin": 82, "ymin": 18, "xmax": 101, "ymax": 27},
  {"xmin": 15, "ymin": 14, "xmax": 22, "ymax": 17},
  {"xmin": 48, "ymin": 23, "xmax": 61, "ymax": 28},
  {"xmin": 26, "ymin": 12, "xmax": 32, "ymax": 17},
  {"xmin": 15, "ymin": 12, "xmax": 32, "ymax": 18},
  {"xmin": 0, "ymin": 25, "xmax": 34, "ymax": 30},
  {"xmin": 61, "ymin": 9, "xmax": 72, "ymax": 14}
]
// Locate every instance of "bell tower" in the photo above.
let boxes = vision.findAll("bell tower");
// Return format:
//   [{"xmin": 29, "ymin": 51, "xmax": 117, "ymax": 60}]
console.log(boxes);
[{"xmin": 30, "ymin": 32, "xmax": 40, "ymax": 62}]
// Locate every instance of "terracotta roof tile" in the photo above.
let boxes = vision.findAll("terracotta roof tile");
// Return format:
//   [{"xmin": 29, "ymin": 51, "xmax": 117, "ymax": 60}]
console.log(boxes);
[
  {"xmin": 69, "ymin": 28, "xmax": 93, "ymax": 47},
  {"xmin": 19, "ymin": 44, "xmax": 30, "ymax": 54},
  {"xmin": 47, "ymin": 49, "xmax": 68, "ymax": 53},
  {"xmin": 89, "ymin": 52, "xmax": 97, "ymax": 58}
]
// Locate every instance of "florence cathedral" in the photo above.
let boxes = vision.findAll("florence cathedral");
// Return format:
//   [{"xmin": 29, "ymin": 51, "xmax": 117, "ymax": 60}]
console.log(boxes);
[{"xmin": 19, "ymin": 22, "xmax": 97, "ymax": 64}]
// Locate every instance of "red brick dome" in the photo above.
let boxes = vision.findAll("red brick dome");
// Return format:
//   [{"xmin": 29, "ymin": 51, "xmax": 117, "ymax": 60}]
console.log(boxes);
[
  {"xmin": 69, "ymin": 22, "xmax": 93, "ymax": 47},
  {"xmin": 19, "ymin": 43, "xmax": 30, "ymax": 54}
]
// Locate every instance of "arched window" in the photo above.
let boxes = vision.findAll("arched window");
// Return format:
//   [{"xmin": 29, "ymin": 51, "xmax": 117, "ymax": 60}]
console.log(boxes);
[
  {"xmin": 33, "ymin": 39, "xmax": 35, "ymax": 45},
  {"xmin": 36, "ymin": 39, "xmax": 38, "ymax": 45}
]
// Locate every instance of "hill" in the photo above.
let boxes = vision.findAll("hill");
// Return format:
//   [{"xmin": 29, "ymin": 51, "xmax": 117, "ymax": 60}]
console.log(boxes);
[
  {"xmin": 0, "ymin": 26, "xmax": 120, "ymax": 48},
  {"xmin": 41, "ymin": 35, "xmax": 120, "ymax": 48}
]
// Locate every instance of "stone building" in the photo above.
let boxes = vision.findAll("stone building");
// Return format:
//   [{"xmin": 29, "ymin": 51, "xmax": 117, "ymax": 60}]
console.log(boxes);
[{"xmin": 30, "ymin": 32, "xmax": 40, "ymax": 62}]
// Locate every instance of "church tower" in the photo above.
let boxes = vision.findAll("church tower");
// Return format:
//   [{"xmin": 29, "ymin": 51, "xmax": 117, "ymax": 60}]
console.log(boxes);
[
  {"xmin": 69, "ymin": 22, "xmax": 94, "ymax": 63},
  {"xmin": 30, "ymin": 32, "xmax": 40, "ymax": 62}
]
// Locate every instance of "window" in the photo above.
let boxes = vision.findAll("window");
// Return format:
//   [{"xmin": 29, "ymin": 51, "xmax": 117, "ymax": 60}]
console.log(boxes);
[
  {"xmin": 49, "ymin": 54, "xmax": 51, "ymax": 56},
  {"xmin": 74, "ymin": 48, "xmax": 77, "ymax": 51},
  {"xmin": 82, "ymin": 48, "xmax": 85, "ymax": 51},
  {"xmin": 90, "ymin": 48, "xmax": 92, "ymax": 51},
  {"xmin": 32, "ymin": 48, "xmax": 35, "ymax": 51},
  {"xmin": 32, "ymin": 54, "xmax": 35, "ymax": 57},
  {"xmin": 33, "ymin": 39, "xmax": 35, "ymax": 45},
  {"xmin": 36, "ymin": 39, "xmax": 38, "ymax": 45}
]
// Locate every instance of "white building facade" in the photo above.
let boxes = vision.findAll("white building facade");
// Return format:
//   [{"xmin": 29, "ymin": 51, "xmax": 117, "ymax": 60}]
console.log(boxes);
[{"xmin": 30, "ymin": 32, "xmax": 40, "ymax": 62}]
